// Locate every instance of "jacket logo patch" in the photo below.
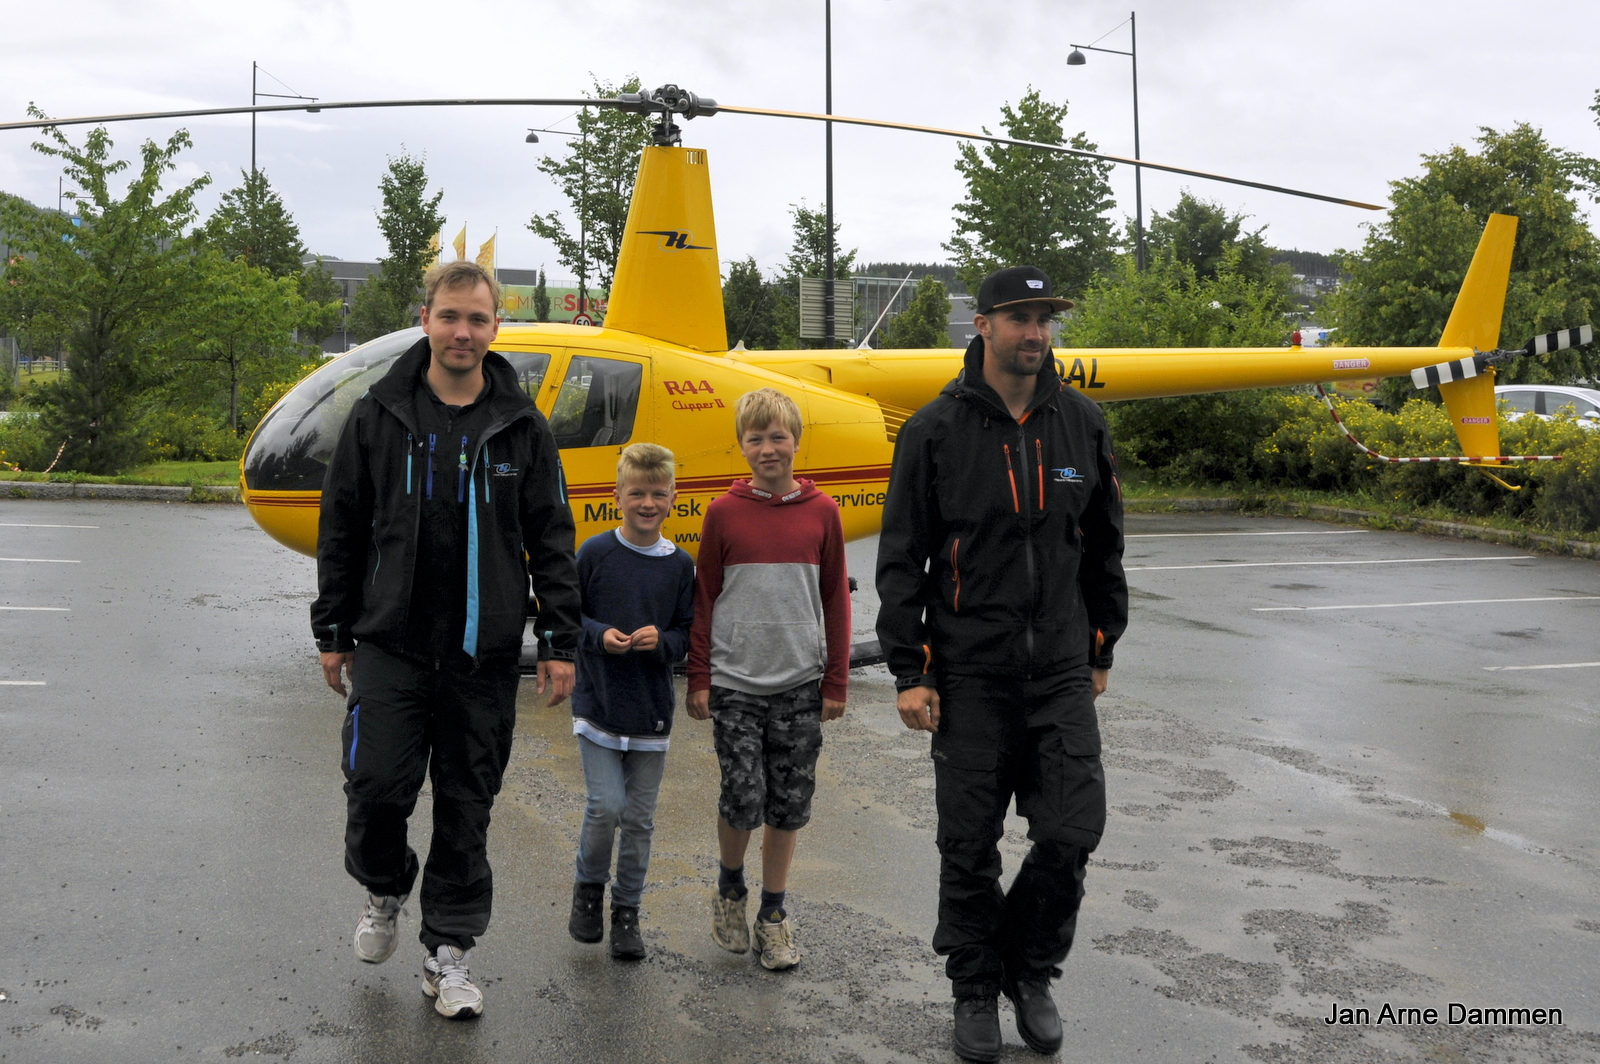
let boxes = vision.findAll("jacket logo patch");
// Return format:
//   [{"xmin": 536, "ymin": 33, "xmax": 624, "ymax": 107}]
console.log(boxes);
[
  {"xmin": 492, "ymin": 463, "xmax": 518, "ymax": 476},
  {"xmin": 1053, "ymin": 467, "xmax": 1085, "ymax": 483}
]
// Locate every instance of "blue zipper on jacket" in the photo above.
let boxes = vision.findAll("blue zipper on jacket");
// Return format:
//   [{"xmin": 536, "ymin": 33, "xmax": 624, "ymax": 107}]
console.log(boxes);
[
  {"xmin": 462, "ymin": 452, "xmax": 482, "ymax": 657},
  {"xmin": 425, "ymin": 433, "xmax": 436, "ymax": 499},
  {"xmin": 456, "ymin": 434, "xmax": 468, "ymax": 503},
  {"xmin": 405, "ymin": 433, "xmax": 413, "ymax": 494}
]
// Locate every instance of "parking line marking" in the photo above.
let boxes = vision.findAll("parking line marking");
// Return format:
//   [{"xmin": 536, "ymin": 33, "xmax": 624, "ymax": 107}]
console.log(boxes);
[
  {"xmin": 1483, "ymin": 661, "xmax": 1600, "ymax": 672},
  {"xmin": 1128, "ymin": 530, "xmax": 1370, "ymax": 539},
  {"xmin": 0, "ymin": 680, "xmax": 45, "ymax": 686},
  {"xmin": 0, "ymin": 606, "xmax": 70, "ymax": 612},
  {"xmin": 0, "ymin": 523, "xmax": 98, "ymax": 529},
  {"xmin": 1255, "ymin": 595, "xmax": 1600, "ymax": 612},
  {"xmin": 1128, "ymin": 555, "xmax": 1533, "ymax": 572},
  {"xmin": 0, "ymin": 557, "xmax": 80, "ymax": 564}
]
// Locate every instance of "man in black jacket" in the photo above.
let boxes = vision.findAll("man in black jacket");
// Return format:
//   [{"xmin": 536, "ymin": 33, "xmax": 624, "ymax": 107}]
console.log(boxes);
[
  {"xmin": 312, "ymin": 260, "xmax": 581, "ymax": 1019},
  {"xmin": 875, "ymin": 266, "xmax": 1128, "ymax": 1062}
]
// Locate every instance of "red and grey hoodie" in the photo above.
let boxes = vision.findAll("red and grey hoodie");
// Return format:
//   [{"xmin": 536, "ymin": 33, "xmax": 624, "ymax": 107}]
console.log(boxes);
[
  {"xmin": 875, "ymin": 335, "xmax": 1127, "ymax": 684},
  {"xmin": 687, "ymin": 478, "xmax": 851, "ymax": 703}
]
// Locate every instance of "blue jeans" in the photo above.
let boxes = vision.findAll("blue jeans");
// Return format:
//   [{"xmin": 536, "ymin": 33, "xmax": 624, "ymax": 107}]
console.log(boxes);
[{"xmin": 574, "ymin": 736, "xmax": 667, "ymax": 908}]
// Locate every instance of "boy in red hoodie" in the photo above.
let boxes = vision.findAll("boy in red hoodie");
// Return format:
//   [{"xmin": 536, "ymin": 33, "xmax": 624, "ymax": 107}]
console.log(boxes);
[{"xmin": 686, "ymin": 387, "xmax": 850, "ymax": 971}]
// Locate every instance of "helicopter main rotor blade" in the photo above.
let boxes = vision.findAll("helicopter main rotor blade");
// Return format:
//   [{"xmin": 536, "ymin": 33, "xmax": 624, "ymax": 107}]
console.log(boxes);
[
  {"xmin": 1, "ymin": 92, "xmax": 1383, "ymax": 211},
  {"xmin": 717, "ymin": 103, "xmax": 1384, "ymax": 211},
  {"xmin": 0, "ymin": 98, "xmax": 605, "ymax": 133}
]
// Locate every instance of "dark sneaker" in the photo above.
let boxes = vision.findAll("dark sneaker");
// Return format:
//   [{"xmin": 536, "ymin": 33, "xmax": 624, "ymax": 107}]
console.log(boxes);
[
  {"xmin": 952, "ymin": 994, "xmax": 1001, "ymax": 1063},
  {"xmin": 610, "ymin": 905, "xmax": 645, "ymax": 961},
  {"xmin": 1002, "ymin": 974, "xmax": 1063, "ymax": 1055},
  {"xmin": 568, "ymin": 882, "xmax": 604, "ymax": 944}
]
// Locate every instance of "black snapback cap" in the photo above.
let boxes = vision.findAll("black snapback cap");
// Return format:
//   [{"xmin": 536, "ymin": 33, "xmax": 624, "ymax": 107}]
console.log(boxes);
[{"xmin": 975, "ymin": 265, "xmax": 1074, "ymax": 314}]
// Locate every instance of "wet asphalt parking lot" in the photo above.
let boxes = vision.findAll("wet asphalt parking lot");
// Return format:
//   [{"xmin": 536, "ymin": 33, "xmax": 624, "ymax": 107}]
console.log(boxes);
[{"xmin": 1, "ymin": 499, "xmax": 1598, "ymax": 1063}]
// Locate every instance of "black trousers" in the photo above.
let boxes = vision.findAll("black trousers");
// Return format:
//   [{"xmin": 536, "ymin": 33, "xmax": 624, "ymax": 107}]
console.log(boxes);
[
  {"xmin": 340, "ymin": 642, "xmax": 520, "ymax": 951},
  {"xmin": 930, "ymin": 666, "xmax": 1106, "ymax": 997}
]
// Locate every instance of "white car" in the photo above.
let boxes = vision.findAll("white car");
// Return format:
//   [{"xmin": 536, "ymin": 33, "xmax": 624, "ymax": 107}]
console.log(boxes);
[{"xmin": 1495, "ymin": 384, "xmax": 1600, "ymax": 429}]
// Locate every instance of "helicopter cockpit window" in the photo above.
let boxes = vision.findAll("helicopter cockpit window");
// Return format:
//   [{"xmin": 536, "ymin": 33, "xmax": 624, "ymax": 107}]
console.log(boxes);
[
  {"xmin": 500, "ymin": 350, "xmax": 551, "ymax": 400},
  {"xmin": 548, "ymin": 356, "xmax": 643, "ymax": 448},
  {"xmin": 243, "ymin": 331, "xmax": 556, "ymax": 493}
]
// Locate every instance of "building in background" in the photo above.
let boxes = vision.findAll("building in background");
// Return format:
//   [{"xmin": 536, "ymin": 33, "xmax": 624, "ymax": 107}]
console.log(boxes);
[{"xmin": 308, "ymin": 256, "xmax": 607, "ymax": 353}]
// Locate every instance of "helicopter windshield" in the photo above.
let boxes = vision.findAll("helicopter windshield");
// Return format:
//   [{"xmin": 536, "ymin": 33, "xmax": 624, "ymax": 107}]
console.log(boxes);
[{"xmin": 242, "ymin": 329, "xmax": 553, "ymax": 492}]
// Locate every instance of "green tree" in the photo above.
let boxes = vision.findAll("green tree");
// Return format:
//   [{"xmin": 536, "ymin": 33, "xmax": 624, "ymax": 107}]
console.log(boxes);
[
  {"xmin": 882, "ymin": 275, "xmax": 952, "ymax": 349},
  {"xmin": 1147, "ymin": 192, "xmax": 1280, "ymax": 289},
  {"xmin": 297, "ymin": 256, "xmax": 343, "ymax": 345},
  {"xmin": 1327, "ymin": 123, "xmax": 1600, "ymax": 400},
  {"xmin": 166, "ymin": 251, "xmax": 309, "ymax": 434},
  {"xmin": 199, "ymin": 168, "xmax": 304, "ymax": 277},
  {"xmin": 776, "ymin": 203, "xmax": 857, "ymax": 348},
  {"xmin": 1063, "ymin": 247, "xmax": 1295, "ymax": 485},
  {"xmin": 350, "ymin": 151, "xmax": 445, "ymax": 342},
  {"xmin": 533, "ymin": 268, "xmax": 551, "ymax": 322},
  {"xmin": 527, "ymin": 76, "xmax": 653, "ymax": 292},
  {"xmin": 944, "ymin": 89, "xmax": 1118, "ymax": 299},
  {"xmin": 723, "ymin": 256, "xmax": 782, "ymax": 349},
  {"xmin": 0, "ymin": 114, "xmax": 208, "ymax": 473}
]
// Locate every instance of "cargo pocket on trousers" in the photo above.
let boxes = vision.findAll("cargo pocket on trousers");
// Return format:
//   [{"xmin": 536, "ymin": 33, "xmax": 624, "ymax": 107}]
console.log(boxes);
[
  {"xmin": 931, "ymin": 736, "xmax": 1002, "ymax": 850},
  {"xmin": 1041, "ymin": 733, "xmax": 1106, "ymax": 849}
]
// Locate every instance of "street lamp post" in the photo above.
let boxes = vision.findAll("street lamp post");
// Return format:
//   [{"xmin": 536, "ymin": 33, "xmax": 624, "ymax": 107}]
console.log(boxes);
[
  {"xmin": 824, "ymin": 0, "xmax": 835, "ymax": 348},
  {"xmin": 251, "ymin": 62, "xmax": 318, "ymax": 177},
  {"xmin": 526, "ymin": 121, "xmax": 590, "ymax": 319},
  {"xmin": 1068, "ymin": 11, "xmax": 1144, "ymax": 270}
]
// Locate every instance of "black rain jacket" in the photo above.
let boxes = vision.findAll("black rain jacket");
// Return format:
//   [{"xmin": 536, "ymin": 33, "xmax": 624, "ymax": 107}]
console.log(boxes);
[
  {"xmin": 311, "ymin": 337, "xmax": 581, "ymax": 662},
  {"xmin": 875, "ymin": 335, "xmax": 1128, "ymax": 683}
]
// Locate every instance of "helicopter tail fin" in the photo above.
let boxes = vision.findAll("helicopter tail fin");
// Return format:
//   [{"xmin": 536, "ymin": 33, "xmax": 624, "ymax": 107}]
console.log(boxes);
[
  {"xmin": 1436, "ymin": 213, "xmax": 1517, "ymax": 460},
  {"xmin": 602, "ymin": 146, "xmax": 728, "ymax": 353}
]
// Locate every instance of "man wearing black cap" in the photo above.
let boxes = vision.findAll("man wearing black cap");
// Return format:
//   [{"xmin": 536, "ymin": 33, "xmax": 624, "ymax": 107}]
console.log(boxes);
[{"xmin": 875, "ymin": 265, "xmax": 1128, "ymax": 1062}]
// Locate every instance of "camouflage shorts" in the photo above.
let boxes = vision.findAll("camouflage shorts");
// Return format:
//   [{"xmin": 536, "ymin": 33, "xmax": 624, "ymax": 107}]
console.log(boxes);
[{"xmin": 709, "ymin": 681, "xmax": 824, "ymax": 832}]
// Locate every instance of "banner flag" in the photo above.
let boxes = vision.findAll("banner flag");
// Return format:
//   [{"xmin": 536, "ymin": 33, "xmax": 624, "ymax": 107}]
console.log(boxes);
[{"xmin": 452, "ymin": 226, "xmax": 467, "ymax": 261}]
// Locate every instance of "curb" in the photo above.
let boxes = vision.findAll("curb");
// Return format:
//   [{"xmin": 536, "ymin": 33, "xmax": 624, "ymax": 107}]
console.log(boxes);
[
  {"xmin": 1125, "ymin": 496, "xmax": 1600, "ymax": 560},
  {"xmin": 3, "ymin": 482, "xmax": 241, "ymax": 504}
]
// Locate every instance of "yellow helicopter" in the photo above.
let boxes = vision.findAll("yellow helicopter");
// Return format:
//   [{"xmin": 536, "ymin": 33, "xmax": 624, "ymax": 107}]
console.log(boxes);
[
  {"xmin": 1, "ymin": 85, "xmax": 1570, "ymax": 558},
  {"xmin": 234, "ymin": 87, "xmax": 1566, "ymax": 560}
]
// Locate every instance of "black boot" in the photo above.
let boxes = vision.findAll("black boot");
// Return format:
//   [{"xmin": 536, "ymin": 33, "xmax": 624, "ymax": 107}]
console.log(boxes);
[
  {"xmin": 610, "ymin": 905, "xmax": 645, "ymax": 960},
  {"xmin": 1002, "ymin": 972, "xmax": 1063, "ymax": 1055},
  {"xmin": 952, "ymin": 994, "xmax": 1001, "ymax": 1063},
  {"xmin": 568, "ymin": 882, "xmax": 604, "ymax": 944}
]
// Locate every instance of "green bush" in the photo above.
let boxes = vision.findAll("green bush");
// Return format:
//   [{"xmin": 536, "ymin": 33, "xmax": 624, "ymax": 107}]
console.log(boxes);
[
  {"xmin": 1118, "ymin": 391, "xmax": 1600, "ymax": 533},
  {"xmin": 141, "ymin": 410, "xmax": 245, "ymax": 463},
  {"xmin": 0, "ymin": 413, "xmax": 60, "ymax": 471}
]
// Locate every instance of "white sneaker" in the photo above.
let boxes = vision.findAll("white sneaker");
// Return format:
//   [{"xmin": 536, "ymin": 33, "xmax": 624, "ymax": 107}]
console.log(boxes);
[
  {"xmin": 753, "ymin": 913, "xmax": 800, "ymax": 971},
  {"xmin": 711, "ymin": 888, "xmax": 750, "ymax": 954},
  {"xmin": 352, "ymin": 892, "xmax": 406, "ymax": 964},
  {"xmin": 422, "ymin": 945, "xmax": 484, "ymax": 1018}
]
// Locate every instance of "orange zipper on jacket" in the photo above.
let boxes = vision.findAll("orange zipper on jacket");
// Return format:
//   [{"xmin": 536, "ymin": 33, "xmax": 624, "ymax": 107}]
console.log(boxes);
[
  {"xmin": 1035, "ymin": 438, "xmax": 1044, "ymax": 510},
  {"xmin": 1003, "ymin": 444, "xmax": 1020, "ymax": 513},
  {"xmin": 950, "ymin": 537, "xmax": 962, "ymax": 612}
]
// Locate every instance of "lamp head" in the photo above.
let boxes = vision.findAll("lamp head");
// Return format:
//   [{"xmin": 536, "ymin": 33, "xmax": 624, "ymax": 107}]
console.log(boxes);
[
  {"xmin": 524, "ymin": 130, "xmax": 539, "ymax": 143},
  {"xmin": 1067, "ymin": 48, "xmax": 1087, "ymax": 65}
]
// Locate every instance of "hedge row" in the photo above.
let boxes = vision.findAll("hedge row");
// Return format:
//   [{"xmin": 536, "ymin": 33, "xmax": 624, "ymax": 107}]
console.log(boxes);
[{"xmin": 1105, "ymin": 390, "xmax": 1600, "ymax": 533}]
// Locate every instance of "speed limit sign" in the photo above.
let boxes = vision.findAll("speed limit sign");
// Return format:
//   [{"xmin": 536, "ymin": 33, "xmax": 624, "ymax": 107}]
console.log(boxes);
[{"xmin": 571, "ymin": 312, "xmax": 594, "ymax": 327}]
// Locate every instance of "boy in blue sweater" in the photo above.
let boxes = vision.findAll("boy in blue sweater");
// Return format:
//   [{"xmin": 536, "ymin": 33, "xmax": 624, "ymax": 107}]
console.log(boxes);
[{"xmin": 567, "ymin": 442, "xmax": 696, "ymax": 960}]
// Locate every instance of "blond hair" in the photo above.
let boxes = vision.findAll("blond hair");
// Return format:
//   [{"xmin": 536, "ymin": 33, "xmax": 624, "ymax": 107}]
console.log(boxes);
[
  {"xmin": 734, "ymin": 387, "xmax": 803, "ymax": 442},
  {"xmin": 423, "ymin": 260, "xmax": 502, "ymax": 312},
  {"xmin": 616, "ymin": 442, "xmax": 676, "ymax": 488}
]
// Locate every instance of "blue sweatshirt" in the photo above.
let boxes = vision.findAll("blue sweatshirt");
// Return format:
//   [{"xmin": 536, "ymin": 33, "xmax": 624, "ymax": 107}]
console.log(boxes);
[{"xmin": 572, "ymin": 529, "xmax": 695, "ymax": 748}]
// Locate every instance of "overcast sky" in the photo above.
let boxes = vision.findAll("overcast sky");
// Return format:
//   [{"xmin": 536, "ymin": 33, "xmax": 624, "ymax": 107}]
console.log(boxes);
[{"xmin": 3, "ymin": 0, "xmax": 1597, "ymax": 281}]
